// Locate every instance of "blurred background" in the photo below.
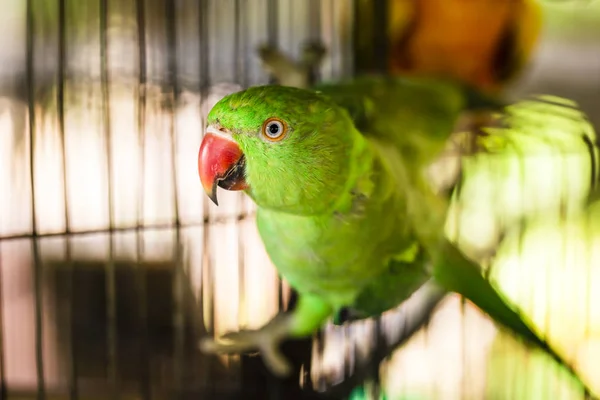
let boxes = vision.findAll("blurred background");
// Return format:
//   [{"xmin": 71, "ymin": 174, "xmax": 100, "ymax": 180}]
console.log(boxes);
[{"xmin": 0, "ymin": 0, "xmax": 599, "ymax": 399}]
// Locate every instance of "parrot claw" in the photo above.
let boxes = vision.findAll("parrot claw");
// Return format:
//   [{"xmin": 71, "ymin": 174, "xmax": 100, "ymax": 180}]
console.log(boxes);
[{"xmin": 199, "ymin": 314, "xmax": 294, "ymax": 377}]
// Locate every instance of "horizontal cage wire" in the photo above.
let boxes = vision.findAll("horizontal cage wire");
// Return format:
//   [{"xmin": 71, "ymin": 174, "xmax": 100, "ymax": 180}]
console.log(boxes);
[{"xmin": 0, "ymin": 0, "xmax": 599, "ymax": 399}]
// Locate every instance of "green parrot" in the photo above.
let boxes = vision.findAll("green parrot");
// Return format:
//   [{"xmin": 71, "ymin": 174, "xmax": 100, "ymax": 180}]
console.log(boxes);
[{"xmin": 196, "ymin": 75, "xmax": 597, "ymax": 391}]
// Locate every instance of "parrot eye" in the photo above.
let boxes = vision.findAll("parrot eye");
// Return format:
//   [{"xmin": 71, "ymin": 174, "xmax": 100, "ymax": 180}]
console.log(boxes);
[{"xmin": 262, "ymin": 118, "xmax": 287, "ymax": 141}]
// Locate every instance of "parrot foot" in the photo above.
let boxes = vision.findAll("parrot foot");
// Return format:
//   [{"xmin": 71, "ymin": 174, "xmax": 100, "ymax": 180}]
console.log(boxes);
[
  {"xmin": 257, "ymin": 41, "xmax": 327, "ymax": 88},
  {"xmin": 199, "ymin": 313, "xmax": 294, "ymax": 377},
  {"xmin": 300, "ymin": 41, "xmax": 327, "ymax": 67}
]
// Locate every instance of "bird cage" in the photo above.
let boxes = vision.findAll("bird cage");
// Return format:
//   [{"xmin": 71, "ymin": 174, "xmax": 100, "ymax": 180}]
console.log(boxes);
[{"xmin": 1, "ymin": 0, "xmax": 600, "ymax": 399}]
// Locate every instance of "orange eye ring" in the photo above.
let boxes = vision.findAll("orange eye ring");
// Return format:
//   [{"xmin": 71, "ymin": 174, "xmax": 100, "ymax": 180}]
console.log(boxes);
[{"xmin": 262, "ymin": 117, "xmax": 287, "ymax": 142}]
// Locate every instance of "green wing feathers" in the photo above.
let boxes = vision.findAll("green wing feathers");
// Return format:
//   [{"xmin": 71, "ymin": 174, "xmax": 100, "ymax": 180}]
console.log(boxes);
[
  {"xmin": 440, "ymin": 95, "xmax": 600, "ymax": 396},
  {"xmin": 316, "ymin": 76, "xmax": 491, "ymax": 170}
]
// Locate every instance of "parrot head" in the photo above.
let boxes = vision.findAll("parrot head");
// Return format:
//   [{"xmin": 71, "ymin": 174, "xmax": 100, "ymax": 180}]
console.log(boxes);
[{"xmin": 198, "ymin": 85, "xmax": 357, "ymax": 215}]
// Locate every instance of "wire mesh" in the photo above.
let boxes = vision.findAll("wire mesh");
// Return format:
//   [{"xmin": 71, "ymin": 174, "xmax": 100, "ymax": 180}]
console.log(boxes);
[{"xmin": 0, "ymin": 0, "xmax": 600, "ymax": 399}]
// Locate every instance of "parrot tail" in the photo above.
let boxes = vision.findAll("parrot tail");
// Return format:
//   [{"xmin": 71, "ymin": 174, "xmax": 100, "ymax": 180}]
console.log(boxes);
[{"xmin": 434, "ymin": 239, "xmax": 597, "ymax": 399}]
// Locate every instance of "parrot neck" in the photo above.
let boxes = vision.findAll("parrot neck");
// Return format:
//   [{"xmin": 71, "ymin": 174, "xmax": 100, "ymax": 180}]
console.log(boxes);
[{"xmin": 329, "ymin": 132, "xmax": 376, "ymax": 216}]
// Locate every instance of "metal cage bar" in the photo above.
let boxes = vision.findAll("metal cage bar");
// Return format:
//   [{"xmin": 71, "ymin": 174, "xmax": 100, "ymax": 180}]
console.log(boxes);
[
  {"xmin": 134, "ymin": 0, "xmax": 150, "ymax": 397},
  {"xmin": 98, "ymin": 0, "xmax": 119, "ymax": 396},
  {"xmin": 25, "ymin": 0, "xmax": 47, "ymax": 398}
]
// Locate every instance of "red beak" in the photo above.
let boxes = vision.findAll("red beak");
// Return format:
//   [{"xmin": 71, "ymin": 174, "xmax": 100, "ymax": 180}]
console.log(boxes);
[{"xmin": 198, "ymin": 128, "xmax": 248, "ymax": 206}]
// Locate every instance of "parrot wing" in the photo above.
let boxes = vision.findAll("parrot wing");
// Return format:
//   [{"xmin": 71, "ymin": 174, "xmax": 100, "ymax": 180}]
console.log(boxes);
[
  {"xmin": 326, "ymin": 85, "xmax": 599, "ymax": 396},
  {"xmin": 437, "ymin": 95, "xmax": 599, "ymax": 397},
  {"xmin": 314, "ymin": 76, "xmax": 504, "ymax": 173}
]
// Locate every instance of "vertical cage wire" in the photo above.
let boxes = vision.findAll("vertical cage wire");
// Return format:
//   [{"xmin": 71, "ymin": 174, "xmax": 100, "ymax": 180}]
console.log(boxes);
[
  {"xmin": 233, "ymin": 0, "xmax": 248, "ymax": 369},
  {"xmin": 25, "ymin": 0, "xmax": 47, "ymax": 397},
  {"xmin": 134, "ymin": 0, "xmax": 150, "ymax": 395},
  {"xmin": 99, "ymin": 0, "xmax": 119, "ymax": 396},
  {"xmin": 56, "ymin": 0, "xmax": 80, "ymax": 398},
  {"xmin": 163, "ymin": 0, "xmax": 187, "ymax": 393}
]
